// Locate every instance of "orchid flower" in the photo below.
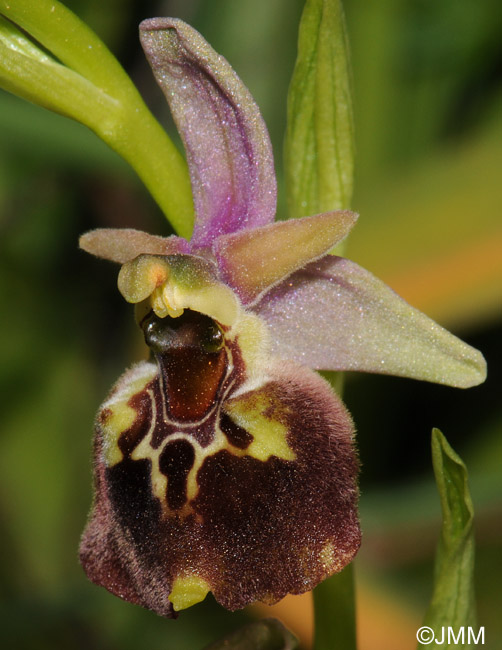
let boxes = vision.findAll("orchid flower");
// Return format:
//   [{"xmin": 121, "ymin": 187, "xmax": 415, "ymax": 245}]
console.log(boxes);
[{"xmin": 78, "ymin": 18, "xmax": 486, "ymax": 618}]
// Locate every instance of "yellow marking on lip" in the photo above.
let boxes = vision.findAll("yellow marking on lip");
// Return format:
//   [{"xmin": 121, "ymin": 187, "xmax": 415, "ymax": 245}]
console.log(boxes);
[
  {"xmin": 102, "ymin": 407, "xmax": 136, "ymax": 467},
  {"xmin": 319, "ymin": 541, "xmax": 335, "ymax": 571},
  {"xmin": 101, "ymin": 363, "xmax": 157, "ymax": 467},
  {"xmin": 169, "ymin": 575, "xmax": 210, "ymax": 611},
  {"xmin": 131, "ymin": 430, "xmax": 218, "ymax": 516},
  {"xmin": 122, "ymin": 363, "xmax": 293, "ymax": 519},
  {"xmin": 129, "ymin": 382, "xmax": 294, "ymax": 518},
  {"xmin": 131, "ymin": 428, "xmax": 166, "ymax": 503},
  {"xmin": 224, "ymin": 392, "xmax": 296, "ymax": 462}
]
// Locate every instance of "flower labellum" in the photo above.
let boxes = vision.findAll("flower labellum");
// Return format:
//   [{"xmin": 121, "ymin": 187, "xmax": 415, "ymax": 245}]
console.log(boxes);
[{"xmin": 79, "ymin": 18, "xmax": 486, "ymax": 618}]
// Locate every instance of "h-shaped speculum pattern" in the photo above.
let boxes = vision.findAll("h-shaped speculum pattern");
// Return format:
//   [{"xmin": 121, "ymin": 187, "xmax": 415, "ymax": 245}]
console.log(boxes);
[{"xmin": 78, "ymin": 18, "xmax": 486, "ymax": 618}]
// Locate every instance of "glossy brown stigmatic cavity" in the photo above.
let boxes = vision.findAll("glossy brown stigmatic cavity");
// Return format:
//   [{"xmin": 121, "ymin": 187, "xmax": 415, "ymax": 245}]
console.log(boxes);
[{"xmin": 142, "ymin": 310, "xmax": 228, "ymax": 422}]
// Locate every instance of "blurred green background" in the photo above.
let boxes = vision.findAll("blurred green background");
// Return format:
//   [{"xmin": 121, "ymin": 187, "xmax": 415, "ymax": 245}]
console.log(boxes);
[{"xmin": 1, "ymin": 1, "xmax": 501, "ymax": 648}]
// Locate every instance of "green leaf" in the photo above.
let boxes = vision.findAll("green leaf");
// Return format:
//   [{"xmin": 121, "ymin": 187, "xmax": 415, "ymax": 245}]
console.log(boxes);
[
  {"xmin": 0, "ymin": 15, "xmax": 120, "ymax": 129},
  {"xmin": 418, "ymin": 429, "xmax": 476, "ymax": 649},
  {"xmin": 313, "ymin": 564, "xmax": 356, "ymax": 650},
  {"xmin": 0, "ymin": 0, "xmax": 136, "ymax": 99},
  {"xmin": 0, "ymin": 0, "xmax": 193, "ymax": 236},
  {"xmin": 202, "ymin": 618, "xmax": 299, "ymax": 650},
  {"xmin": 285, "ymin": 0, "xmax": 354, "ymax": 219}
]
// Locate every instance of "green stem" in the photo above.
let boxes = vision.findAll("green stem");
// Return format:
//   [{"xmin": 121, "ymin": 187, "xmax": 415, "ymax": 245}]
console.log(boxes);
[
  {"xmin": 313, "ymin": 564, "xmax": 357, "ymax": 650},
  {"xmin": 313, "ymin": 369, "xmax": 355, "ymax": 650}
]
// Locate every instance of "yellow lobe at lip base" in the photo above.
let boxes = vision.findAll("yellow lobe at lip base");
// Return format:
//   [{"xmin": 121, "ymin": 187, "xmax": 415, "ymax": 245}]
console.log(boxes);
[{"xmin": 168, "ymin": 576, "xmax": 210, "ymax": 611}]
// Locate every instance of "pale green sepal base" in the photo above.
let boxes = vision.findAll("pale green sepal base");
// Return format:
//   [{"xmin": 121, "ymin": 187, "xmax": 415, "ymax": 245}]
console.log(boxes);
[{"xmin": 418, "ymin": 429, "xmax": 477, "ymax": 649}]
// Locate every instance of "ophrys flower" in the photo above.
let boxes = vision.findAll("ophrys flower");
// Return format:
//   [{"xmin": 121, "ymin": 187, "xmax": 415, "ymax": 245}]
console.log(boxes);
[{"xmin": 79, "ymin": 18, "xmax": 486, "ymax": 618}]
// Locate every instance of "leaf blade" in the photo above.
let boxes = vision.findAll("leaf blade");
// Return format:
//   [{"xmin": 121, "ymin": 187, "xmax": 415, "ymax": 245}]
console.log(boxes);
[
  {"xmin": 418, "ymin": 429, "xmax": 477, "ymax": 649},
  {"xmin": 285, "ymin": 0, "xmax": 354, "ymax": 218}
]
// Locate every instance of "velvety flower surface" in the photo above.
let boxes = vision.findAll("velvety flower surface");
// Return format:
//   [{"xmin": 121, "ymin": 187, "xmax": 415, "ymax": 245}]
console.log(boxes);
[{"xmin": 79, "ymin": 18, "xmax": 486, "ymax": 618}]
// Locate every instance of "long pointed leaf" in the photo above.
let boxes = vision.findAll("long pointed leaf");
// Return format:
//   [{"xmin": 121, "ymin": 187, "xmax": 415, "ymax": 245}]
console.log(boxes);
[
  {"xmin": 285, "ymin": 0, "xmax": 354, "ymax": 219},
  {"xmin": 418, "ymin": 430, "xmax": 477, "ymax": 649},
  {"xmin": 0, "ymin": 16, "xmax": 119, "ymax": 126}
]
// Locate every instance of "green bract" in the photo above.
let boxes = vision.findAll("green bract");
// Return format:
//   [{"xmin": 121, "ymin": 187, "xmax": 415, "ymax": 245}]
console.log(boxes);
[
  {"xmin": 418, "ymin": 430, "xmax": 477, "ymax": 649},
  {"xmin": 286, "ymin": 0, "xmax": 354, "ymax": 219}
]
